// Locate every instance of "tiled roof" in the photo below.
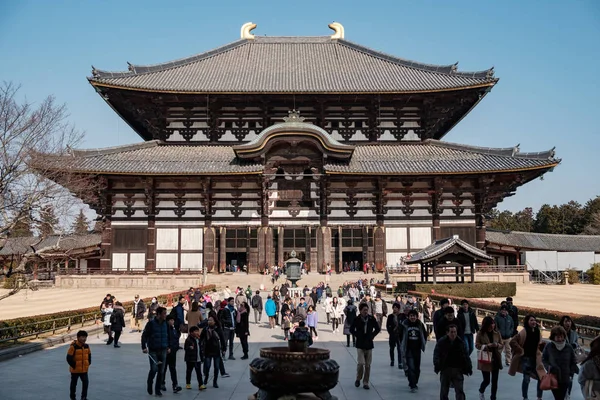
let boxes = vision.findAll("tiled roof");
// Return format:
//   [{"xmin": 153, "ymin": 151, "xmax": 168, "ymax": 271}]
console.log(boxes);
[
  {"xmin": 0, "ymin": 234, "xmax": 101, "ymax": 256},
  {"xmin": 44, "ymin": 140, "xmax": 558, "ymax": 176},
  {"xmin": 407, "ymin": 235, "xmax": 492, "ymax": 264},
  {"xmin": 486, "ymin": 230, "xmax": 600, "ymax": 252},
  {"xmin": 324, "ymin": 140, "xmax": 559, "ymax": 175},
  {"xmin": 89, "ymin": 36, "xmax": 497, "ymax": 93},
  {"xmin": 0, "ymin": 237, "xmax": 39, "ymax": 256}
]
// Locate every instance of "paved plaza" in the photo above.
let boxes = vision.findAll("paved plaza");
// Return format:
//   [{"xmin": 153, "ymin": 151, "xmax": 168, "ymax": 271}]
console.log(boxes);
[{"xmin": 0, "ymin": 303, "xmax": 587, "ymax": 400}]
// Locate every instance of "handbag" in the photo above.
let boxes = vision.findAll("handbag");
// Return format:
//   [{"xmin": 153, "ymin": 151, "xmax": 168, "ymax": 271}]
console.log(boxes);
[
  {"xmin": 540, "ymin": 372, "xmax": 558, "ymax": 391},
  {"xmin": 179, "ymin": 323, "xmax": 189, "ymax": 334},
  {"xmin": 478, "ymin": 347, "xmax": 492, "ymax": 364}
]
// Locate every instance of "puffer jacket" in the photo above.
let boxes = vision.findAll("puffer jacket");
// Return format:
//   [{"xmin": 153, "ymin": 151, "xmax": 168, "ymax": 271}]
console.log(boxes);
[
  {"xmin": 66, "ymin": 340, "xmax": 91, "ymax": 373},
  {"xmin": 141, "ymin": 318, "xmax": 168, "ymax": 352},
  {"xmin": 542, "ymin": 341, "xmax": 579, "ymax": 384}
]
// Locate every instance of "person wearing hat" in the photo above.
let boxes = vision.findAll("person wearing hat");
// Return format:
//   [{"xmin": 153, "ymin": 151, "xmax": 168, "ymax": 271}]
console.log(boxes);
[{"xmin": 131, "ymin": 295, "xmax": 146, "ymax": 333}]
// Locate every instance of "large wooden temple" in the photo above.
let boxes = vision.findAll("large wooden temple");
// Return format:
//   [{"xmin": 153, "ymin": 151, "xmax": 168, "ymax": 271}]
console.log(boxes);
[{"xmin": 42, "ymin": 22, "xmax": 559, "ymax": 274}]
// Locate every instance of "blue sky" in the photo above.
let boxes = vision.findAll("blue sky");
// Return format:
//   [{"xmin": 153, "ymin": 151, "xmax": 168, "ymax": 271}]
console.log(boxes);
[{"xmin": 1, "ymin": 0, "xmax": 599, "ymax": 213}]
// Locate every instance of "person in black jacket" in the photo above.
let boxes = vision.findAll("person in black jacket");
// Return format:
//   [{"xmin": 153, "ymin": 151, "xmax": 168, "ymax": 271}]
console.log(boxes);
[
  {"xmin": 236, "ymin": 302, "xmax": 250, "ymax": 359},
  {"xmin": 217, "ymin": 297, "xmax": 237, "ymax": 360},
  {"xmin": 343, "ymin": 299, "xmax": 357, "ymax": 347},
  {"xmin": 200, "ymin": 315, "xmax": 226, "ymax": 388},
  {"xmin": 251, "ymin": 290, "xmax": 263, "ymax": 324},
  {"xmin": 162, "ymin": 315, "xmax": 182, "ymax": 393},
  {"xmin": 506, "ymin": 297, "xmax": 519, "ymax": 336},
  {"xmin": 184, "ymin": 325, "xmax": 204, "ymax": 390},
  {"xmin": 432, "ymin": 298, "xmax": 449, "ymax": 336},
  {"xmin": 433, "ymin": 324, "xmax": 472, "ymax": 400},
  {"xmin": 458, "ymin": 299, "xmax": 480, "ymax": 356},
  {"xmin": 350, "ymin": 302, "xmax": 381, "ymax": 390},
  {"xmin": 386, "ymin": 302, "xmax": 405, "ymax": 368},
  {"xmin": 435, "ymin": 306, "xmax": 465, "ymax": 343},
  {"xmin": 109, "ymin": 301, "xmax": 126, "ymax": 348},
  {"xmin": 141, "ymin": 307, "xmax": 169, "ymax": 396}
]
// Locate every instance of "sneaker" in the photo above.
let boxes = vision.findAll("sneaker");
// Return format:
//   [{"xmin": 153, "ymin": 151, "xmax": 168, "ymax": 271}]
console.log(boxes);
[
  {"xmin": 228, "ymin": 355, "xmax": 235, "ymax": 360},
  {"xmin": 213, "ymin": 382, "xmax": 219, "ymax": 388},
  {"xmin": 155, "ymin": 390, "xmax": 163, "ymax": 396},
  {"xmin": 410, "ymin": 388, "xmax": 417, "ymax": 393},
  {"xmin": 185, "ymin": 384, "xmax": 191, "ymax": 390},
  {"xmin": 363, "ymin": 384, "xmax": 370, "ymax": 390},
  {"xmin": 241, "ymin": 355, "xmax": 249, "ymax": 360},
  {"xmin": 113, "ymin": 344, "xmax": 121, "ymax": 348},
  {"xmin": 354, "ymin": 380, "xmax": 360, "ymax": 388},
  {"xmin": 173, "ymin": 386, "xmax": 182, "ymax": 393},
  {"xmin": 161, "ymin": 385, "xmax": 167, "ymax": 392},
  {"xmin": 479, "ymin": 393, "xmax": 485, "ymax": 400},
  {"xmin": 398, "ymin": 364, "xmax": 403, "ymax": 370},
  {"xmin": 199, "ymin": 384, "xmax": 206, "ymax": 390},
  {"xmin": 222, "ymin": 373, "xmax": 230, "ymax": 378}
]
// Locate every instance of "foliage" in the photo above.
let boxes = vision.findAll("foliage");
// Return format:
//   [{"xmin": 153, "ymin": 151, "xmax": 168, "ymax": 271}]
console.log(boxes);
[
  {"xmin": 71, "ymin": 209, "xmax": 89, "ymax": 234},
  {"xmin": 2, "ymin": 275, "xmax": 19, "ymax": 289},
  {"xmin": 586, "ymin": 263, "xmax": 600, "ymax": 285},
  {"xmin": 0, "ymin": 285, "xmax": 216, "ymax": 341},
  {"xmin": 391, "ymin": 282, "xmax": 515, "ymax": 298},
  {"xmin": 38, "ymin": 205, "xmax": 58, "ymax": 237},
  {"xmin": 408, "ymin": 290, "xmax": 600, "ymax": 329},
  {"xmin": 564, "ymin": 268, "xmax": 580, "ymax": 284},
  {"xmin": 11, "ymin": 211, "xmax": 34, "ymax": 237}
]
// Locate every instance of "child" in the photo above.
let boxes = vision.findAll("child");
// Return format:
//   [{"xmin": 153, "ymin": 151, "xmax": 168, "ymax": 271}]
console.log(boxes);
[
  {"xmin": 66, "ymin": 330, "xmax": 91, "ymax": 400},
  {"xmin": 162, "ymin": 315, "xmax": 183, "ymax": 393},
  {"xmin": 103, "ymin": 302, "xmax": 114, "ymax": 345},
  {"xmin": 184, "ymin": 325, "xmax": 205, "ymax": 390},
  {"xmin": 282, "ymin": 309, "xmax": 292, "ymax": 340}
]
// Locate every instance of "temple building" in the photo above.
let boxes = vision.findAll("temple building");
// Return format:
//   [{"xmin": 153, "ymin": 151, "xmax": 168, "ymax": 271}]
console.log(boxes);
[{"xmin": 42, "ymin": 22, "xmax": 559, "ymax": 274}]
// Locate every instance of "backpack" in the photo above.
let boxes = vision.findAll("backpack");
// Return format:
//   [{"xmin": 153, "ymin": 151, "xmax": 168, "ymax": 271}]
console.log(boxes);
[{"xmin": 251, "ymin": 296, "xmax": 260, "ymax": 308}]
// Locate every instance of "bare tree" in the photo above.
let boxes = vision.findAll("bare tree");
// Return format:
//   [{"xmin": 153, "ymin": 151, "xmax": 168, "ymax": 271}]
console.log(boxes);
[{"xmin": 583, "ymin": 212, "xmax": 600, "ymax": 235}]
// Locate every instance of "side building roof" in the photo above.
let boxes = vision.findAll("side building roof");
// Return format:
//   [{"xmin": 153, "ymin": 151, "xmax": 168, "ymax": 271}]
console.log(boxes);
[
  {"xmin": 486, "ymin": 230, "xmax": 600, "ymax": 253},
  {"xmin": 89, "ymin": 36, "xmax": 497, "ymax": 94}
]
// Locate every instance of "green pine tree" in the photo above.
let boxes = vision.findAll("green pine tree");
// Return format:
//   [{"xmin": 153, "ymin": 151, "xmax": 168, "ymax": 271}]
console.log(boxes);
[
  {"xmin": 38, "ymin": 205, "xmax": 58, "ymax": 237},
  {"xmin": 71, "ymin": 209, "xmax": 89, "ymax": 234},
  {"xmin": 11, "ymin": 212, "xmax": 34, "ymax": 237}
]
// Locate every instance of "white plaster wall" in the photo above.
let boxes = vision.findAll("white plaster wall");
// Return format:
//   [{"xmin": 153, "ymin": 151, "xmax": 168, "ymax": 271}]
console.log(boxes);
[
  {"xmin": 112, "ymin": 253, "xmax": 128, "ymax": 271},
  {"xmin": 157, "ymin": 228, "xmax": 178, "ymax": 250},
  {"xmin": 79, "ymin": 259, "xmax": 88, "ymax": 273},
  {"xmin": 386, "ymin": 227, "xmax": 408, "ymax": 250},
  {"xmin": 557, "ymin": 252, "xmax": 596, "ymax": 271},
  {"xmin": 523, "ymin": 251, "xmax": 558, "ymax": 272},
  {"xmin": 409, "ymin": 227, "xmax": 432, "ymax": 250},
  {"xmin": 130, "ymin": 253, "xmax": 146, "ymax": 271},
  {"xmin": 181, "ymin": 253, "xmax": 203, "ymax": 271},
  {"xmin": 181, "ymin": 228, "xmax": 203, "ymax": 250},
  {"xmin": 156, "ymin": 253, "xmax": 178, "ymax": 271},
  {"xmin": 386, "ymin": 252, "xmax": 408, "ymax": 267}
]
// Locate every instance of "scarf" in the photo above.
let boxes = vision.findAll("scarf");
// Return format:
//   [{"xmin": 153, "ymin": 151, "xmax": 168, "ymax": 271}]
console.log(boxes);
[
  {"xmin": 236, "ymin": 306, "xmax": 246, "ymax": 324},
  {"xmin": 552, "ymin": 341, "xmax": 566, "ymax": 351}
]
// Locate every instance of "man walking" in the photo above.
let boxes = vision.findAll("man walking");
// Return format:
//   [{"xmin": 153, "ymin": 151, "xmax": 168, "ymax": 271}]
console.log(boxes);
[
  {"xmin": 218, "ymin": 297, "xmax": 237, "ymax": 360},
  {"xmin": 141, "ymin": 306, "xmax": 169, "ymax": 396},
  {"xmin": 131, "ymin": 295, "xmax": 146, "ymax": 332},
  {"xmin": 433, "ymin": 324, "xmax": 472, "ymax": 400},
  {"xmin": 251, "ymin": 290, "xmax": 263, "ymax": 324},
  {"xmin": 386, "ymin": 302, "xmax": 403, "ymax": 369},
  {"xmin": 505, "ymin": 297, "xmax": 519, "ymax": 336},
  {"xmin": 350, "ymin": 303, "xmax": 381, "ymax": 390},
  {"xmin": 494, "ymin": 304, "xmax": 514, "ymax": 366},
  {"xmin": 401, "ymin": 309, "xmax": 427, "ymax": 393},
  {"xmin": 458, "ymin": 299, "xmax": 479, "ymax": 355}
]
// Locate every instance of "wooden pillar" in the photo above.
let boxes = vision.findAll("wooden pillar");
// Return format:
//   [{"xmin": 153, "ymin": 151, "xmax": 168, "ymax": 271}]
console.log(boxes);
[
  {"xmin": 431, "ymin": 178, "xmax": 442, "ymax": 241},
  {"xmin": 277, "ymin": 226, "xmax": 284, "ymax": 267},
  {"xmin": 471, "ymin": 263, "xmax": 475, "ymax": 283},
  {"xmin": 33, "ymin": 262, "xmax": 38, "ymax": 280},
  {"xmin": 476, "ymin": 214, "xmax": 486, "ymax": 250},
  {"xmin": 455, "ymin": 265, "xmax": 459, "ymax": 283},
  {"xmin": 425, "ymin": 264, "xmax": 429, "ymax": 282},
  {"xmin": 461, "ymin": 265, "xmax": 465, "ymax": 283},
  {"xmin": 219, "ymin": 227, "xmax": 226, "ymax": 273},
  {"xmin": 373, "ymin": 226, "xmax": 385, "ymax": 271},
  {"xmin": 432, "ymin": 215, "xmax": 441, "ymax": 241},
  {"xmin": 337, "ymin": 226, "xmax": 342, "ymax": 273},
  {"xmin": 474, "ymin": 177, "xmax": 487, "ymax": 249},
  {"xmin": 515, "ymin": 248, "xmax": 521, "ymax": 265},
  {"xmin": 203, "ymin": 226, "xmax": 216, "ymax": 273},
  {"xmin": 146, "ymin": 217, "xmax": 156, "ymax": 272},
  {"xmin": 433, "ymin": 263, "xmax": 437, "ymax": 284},
  {"xmin": 100, "ymin": 219, "xmax": 112, "ymax": 273},
  {"xmin": 316, "ymin": 226, "xmax": 331, "ymax": 274},
  {"xmin": 305, "ymin": 226, "xmax": 311, "ymax": 270},
  {"xmin": 362, "ymin": 226, "xmax": 369, "ymax": 267}
]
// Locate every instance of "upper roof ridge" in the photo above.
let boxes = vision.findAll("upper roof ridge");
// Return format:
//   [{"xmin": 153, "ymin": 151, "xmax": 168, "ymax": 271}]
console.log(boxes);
[
  {"xmin": 427, "ymin": 139, "xmax": 557, "ymax": 160},
  {"xmin": 71, "ymin": 140, "xmax": 160, "ymax": 157}
]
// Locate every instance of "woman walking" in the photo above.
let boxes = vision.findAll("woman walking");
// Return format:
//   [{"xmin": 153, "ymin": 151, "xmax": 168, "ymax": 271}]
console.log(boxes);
[
  {"xmin": 475, "ymin": 316, "xmax": 503, "ymax": 400},
  {"xmin": 186, "ymin": 301, "xmax": 203, "ymax": 329},
  {"xmin": 199, "ymin": 315, "xmax": 226, "ymax": 388},
  {"xmin": 509, "ymin": 315, "xmax": 545, "ymax": 400},
  {"xmin": 542, "ymin": 326, "xmax": 579, "ymax": 400},
  {"xmin": 559, "ymin": 315, "xmax": 580, "ymax": 398},
  {"xmin": 331, "ymin": 297, "xmax": 343, "ymax": 334},
  {"xmin": 306, "ymin": 305, "xmax": 319, "ymax": 340},
  {"xmin": 236, "ymin": 302, "xmax": 250, "ymax": 359},
  {"xmin": 343, "ymin": 299, "xmax": 357, "ymax": 347}
]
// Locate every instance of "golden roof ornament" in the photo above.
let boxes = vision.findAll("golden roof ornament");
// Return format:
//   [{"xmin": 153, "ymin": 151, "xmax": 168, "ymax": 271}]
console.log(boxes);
[
  {"xmin": 328, "ymin": 22, "xmax": 344, "ymax": 39},
  {"xmin": 283, "ymin": 110, "xmax": 306, "ymax": 122},
  {"xmin": 241, "ymin": 22, "xmax": 257, "ymax": 40}
]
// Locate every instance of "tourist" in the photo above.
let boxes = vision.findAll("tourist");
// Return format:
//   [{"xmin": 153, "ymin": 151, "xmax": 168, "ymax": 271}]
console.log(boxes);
[
  {"xmin": 184, "ymin": 325, "xmax": 205, "ymax": 391},
  {"xmin": 162, "ymin": 315, "xmax": 182, "ymax": 393},
  {"xmin": 433, "ymin": 324, "xmax": 472, "ymax": 400},
  {"xmin": 147, "ymin": 297, "xmax": 158, "ymax": 321},
  {"xmin": 272, "ymin": 287, "xmax": 281, "ymax": 325},
  {"xmin": 350, "ymin": 302, "xmax": 381, "ymax": 390},
  {"xmin": 343, "ymin": 299, "xmax": 358, "ymax": 347},
  {"xmin": 199, "ymin": 315, "xmax": 226, "ymax": 388},
  {"xmin": 306, "ymin": 305, "xmax": 319, "ymax": 340},
  {"xmin": 401, "ymin": 309, "xmax": 427, "ymax": 393},
  {"xmin": 542, "ymin": 326, "xmax": 579, "ymax": 400},
  {"xmin": 245, "ymin": 285, "xmax": 253, "ymax": 301},
  {"xmin": 236, "ymin": 302, "xmax": 250, "ymax": 359},
  {"xmin": 102, "ymin": 301, "xmax": 114, "ymax": 345},
  {"xmin": 66, "ymin": 330, "xmax": 91, "ymax": 400},
  {"xmin": 374, "ymin": 293, "xmax": 388, "ymax": 328},
  {"xmin": 323, "ymin": 293, "xmax": 333, "ymax": 324},
  {"xmin": 577, "ymin": 335, "xmax": 600, "ymax": 399},
  {"xmin": 386, "ymin": 302, "xmax": 404, "ymax": 368},
  {"xmin": 475, "ymin": 316, "xmax": 503, "ymax": 400},
  {"xmin": 265, "ymin": 295, "xmax": 277, "ymax": 329},
  {"xmin": 359, "ymin": 293, "xmax": 375, "ymax": 316},
  {"xmin": 282, "ymin": 308, "xmax": 292, "ymax": 340},
  {"xmin": 458, "ymin": 299, "xmax": 479, "ymax": 356},
  {"xmin": 508, "ymin": 314, "xmax": 544, "ymax": 400},
  {"xmin": 559, "ymin": 315, "xmax": 580, "ymax": 398},
  {"xmin": 435, "ymin": 306, "xmax": 465, "ymax": 342},
  {"xmin": 331, "ymin": 297, "xmax": 343, "ymax": 333},
  {"xmin": 506, "ymin": 297, "xmax": 519, "ymax": 336},
  {"xmin": 251, "ymin": 290, "xmax": 263, "ymax": 324},
  {"xmin": 217, "ymin": 297, "xmax": 237, "ymax": 360},
  {"xmin": 291, "ymin": 321, "xmax": 313, "ymax": 347},
  {"xmin": 141, "ymin": 306, "xmax": 169, "ymax": 396},
  {"xmin": 495, "ymin": 305, "xmax": 514, "ymax": 366},
  {"xmin": 295, "ymin": 297, "xmax": 308, "ymax": 321},
  {"xmin": 423, "ymin": 295, "xmax": 434, "ymax": 338},
  {"xmin": 235, "ymin": 290, "xmax": 246, "ymax": 309},
  {"xmin": 109, "ymin": 301, "xmax": 126, "ymax": 348},
  {"xmin": 186, "ymin": 301, "xmax": 203, "ymax": 330},
  {"xmin": 432, "ymin": 298, "xmax": 449, "ymax": 335},
  {"xmin": 338, "ymin": 295, "xmax": 347, "ymax": 325}
]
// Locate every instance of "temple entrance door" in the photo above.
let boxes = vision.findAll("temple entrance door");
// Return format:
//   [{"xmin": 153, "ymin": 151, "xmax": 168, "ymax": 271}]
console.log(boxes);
[
  {"xmin": 226, "ymin": 252, "xmax": 247, "ymax": 272},
  {"xmin": 342, "ymin": 251, "xmax": 363, "ymax": 271}
]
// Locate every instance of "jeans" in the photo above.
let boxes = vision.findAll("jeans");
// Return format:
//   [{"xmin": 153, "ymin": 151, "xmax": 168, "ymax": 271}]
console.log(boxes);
[
  {"xmin": 70, "ymin": 373, "xmax": 88, "ymax": 400},
  {"xmin": 479, "ymin": 369, "xmax": 499, "ymax": 400},
  {"xmin": 405, "ymin": 347, "xmax": 422, "ymax": 389},
  {"xmin": 203, "ymin": 356, "xmax": 221, "ymax": 384},
  {"xmin": 224, "ymin": 328, "xmax": 235, "ymax": 356},
  {"xmin": 147, "ymin": 349, "xmax": 167, "ymax": 392},
  {"xmin": 521, "ymin": 356, "xmax": 542, "ymax": 399},
  {"xmin": 375, "ymin": 313, "xmax": 383, "ymax": 328},
  {"xmin": 440, "ymin": 367, "xmax": 465, "ymax": 400},
  {"xmin": 464, "ymin": 333, "xmax": 474, "ymax": 355},
  {"xmin": 163, "ymin": 351, "xmax": 179, "ymax": 388},
  {"xmin": 253, "ymin": 308, "xmax": 262, "ymax": 323},
  {"xmin": 239, "ymin": 334, "xmax": 249, "ymax": 356},
  {"xmin": 356, "ymin": 349, "xmax": 373, "ymax": 385},
  {"xmin": 185, "ymin": 361, "xmax": 202, "ymax": 385},
  {"xmin": 309, "ymin": 326, "xmax": 318, "ymax": 337},
  {"xmin": 389, "ymin": 336, "xmax": 401, "ymax": 365}
]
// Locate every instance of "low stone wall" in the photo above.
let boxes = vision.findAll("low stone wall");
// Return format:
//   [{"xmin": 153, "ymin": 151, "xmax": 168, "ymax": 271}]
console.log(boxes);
[
  {"xmin": 392, "ymin": 272, "xmax": 530, "ymax": 285},
  {"xmin": 55, "ymin": 275, "xmax": 206, "ymax": 289}
]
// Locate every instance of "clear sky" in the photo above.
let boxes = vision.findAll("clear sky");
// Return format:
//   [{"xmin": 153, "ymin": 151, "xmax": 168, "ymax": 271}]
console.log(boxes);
[{"xmin": 1, "ymin": 0, "xmax": 599, "ymax": 213}]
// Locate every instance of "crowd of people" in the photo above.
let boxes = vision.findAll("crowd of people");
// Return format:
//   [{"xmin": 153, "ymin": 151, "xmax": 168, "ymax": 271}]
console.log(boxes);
[{"xmin": 64, "ymin": 285, "xmax": 600, "ymax": 400}]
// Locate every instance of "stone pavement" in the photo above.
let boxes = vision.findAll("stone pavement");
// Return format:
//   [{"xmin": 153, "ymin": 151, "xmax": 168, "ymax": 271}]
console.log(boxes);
[{"xmin": 0, "ymin": 301, "xmax": 586, "ymax": 400}]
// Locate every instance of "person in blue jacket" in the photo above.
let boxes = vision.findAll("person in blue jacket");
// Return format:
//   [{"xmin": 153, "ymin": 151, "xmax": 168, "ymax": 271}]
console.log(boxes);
[{"xmin": 265, "ymin": 295, "xmax": 277, "ymax": 329}]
